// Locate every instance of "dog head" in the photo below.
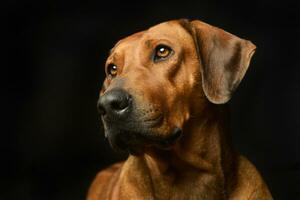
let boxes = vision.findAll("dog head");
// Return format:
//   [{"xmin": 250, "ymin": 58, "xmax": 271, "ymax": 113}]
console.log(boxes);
[{"xmin": 97, "ymin": 19, "xmax": 256, "ymax": 154}]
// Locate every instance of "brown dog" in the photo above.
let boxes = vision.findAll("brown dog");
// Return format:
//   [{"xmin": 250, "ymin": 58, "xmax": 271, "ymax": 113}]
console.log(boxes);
[{"xmin": 87, "ymin": 19, "xmax": 273, "ymax": 200}]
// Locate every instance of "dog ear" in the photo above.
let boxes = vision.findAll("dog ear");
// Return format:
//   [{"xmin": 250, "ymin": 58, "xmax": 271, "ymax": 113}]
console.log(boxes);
[{"xmin": 190, "ymin": 20, "xmax": 256, "ymax": 104}]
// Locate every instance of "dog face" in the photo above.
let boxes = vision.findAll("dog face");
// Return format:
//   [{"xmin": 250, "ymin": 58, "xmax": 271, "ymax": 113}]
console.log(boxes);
[{"xmin": 97, "ymin": 19, "xmax": 256, "ymax": 154}]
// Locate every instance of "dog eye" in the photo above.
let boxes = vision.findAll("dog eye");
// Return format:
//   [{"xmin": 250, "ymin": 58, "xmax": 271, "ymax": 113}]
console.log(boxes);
[
  {"xmin": 153, "ymin": 45, "xmax": 173, "ymax": 62},
  {"xmin": 107, "ymin": 64, "xmax": 118, "ymax": 77}
]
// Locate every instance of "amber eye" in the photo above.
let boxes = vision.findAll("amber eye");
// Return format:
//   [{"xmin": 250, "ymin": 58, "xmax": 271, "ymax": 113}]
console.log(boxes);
[
  {"xmin": 154, "ymin": 45, "xmax": 173, "ymax": 62},
  {"xmin": 107, "ymin": 64, "xmax": 118, "ymax": 77}
]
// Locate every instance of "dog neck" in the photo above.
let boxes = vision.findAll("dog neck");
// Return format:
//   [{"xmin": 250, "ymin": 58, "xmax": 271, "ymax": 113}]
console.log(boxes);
[{"xmin": 141, "ymin": 104, "xmax": 236, "ymax": 191}]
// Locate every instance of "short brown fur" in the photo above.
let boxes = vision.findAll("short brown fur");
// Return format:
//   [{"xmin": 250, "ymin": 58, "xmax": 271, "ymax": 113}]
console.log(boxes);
[{"xmin": 87, "ymin": 19, "xmax": 272, "ymax": 200}]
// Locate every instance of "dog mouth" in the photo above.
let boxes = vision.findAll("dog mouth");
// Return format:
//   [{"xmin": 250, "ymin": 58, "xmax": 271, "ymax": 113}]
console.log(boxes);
[
  {"xmin": 103, "ymin": 116, "xmax": 182, "ymax": 155},
  {"xmin": 99, "ymin": 97, "xmax": 182, "ymax": 155}
]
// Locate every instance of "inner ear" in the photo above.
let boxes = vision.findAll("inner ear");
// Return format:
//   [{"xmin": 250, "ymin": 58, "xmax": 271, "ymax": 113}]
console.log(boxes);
[{"xmin": 189, "ymin": 20, "xmax": 256, "ymax": 104}]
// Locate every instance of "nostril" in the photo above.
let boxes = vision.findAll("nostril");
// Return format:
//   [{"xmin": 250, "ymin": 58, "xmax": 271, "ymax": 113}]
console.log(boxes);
[
  {"xmin": 99, "ymin": 89, "xmax": 132, "ymax": 117},
  {"xmin": 110, "ymin": 95, "xmax": 131, "ymax": 111},
  {"xmin": 97, "ymin": 102, "xmax": 106, "ymax": 115}
]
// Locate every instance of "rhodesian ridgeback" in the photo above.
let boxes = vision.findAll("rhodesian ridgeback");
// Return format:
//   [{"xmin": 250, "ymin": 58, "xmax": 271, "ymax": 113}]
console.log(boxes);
[{"xmin": 88, "ymin": 19, "xmax": 273, "ymax": 200}]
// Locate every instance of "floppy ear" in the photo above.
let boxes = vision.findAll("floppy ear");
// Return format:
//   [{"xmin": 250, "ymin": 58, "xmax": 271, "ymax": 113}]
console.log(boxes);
[{"xmin": 190, "ymin": 20, "xmax": 256, "ymax": 104}]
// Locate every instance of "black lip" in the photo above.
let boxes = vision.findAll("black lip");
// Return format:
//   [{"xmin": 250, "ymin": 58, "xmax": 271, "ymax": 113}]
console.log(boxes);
[
  {"xmin": 105, "ymin": 126, "xmax": 182, "ymax": 154},
  {"xmin": 138, "ymin": 127, "xmax": 182, "ymax": 148},
  {"xmin": 101, "ymin": 105, "xmax": 181, "ymax": 153},
  {"xmin": 160, "ymin": 127, "xmax": 182, "ymax": 146}
]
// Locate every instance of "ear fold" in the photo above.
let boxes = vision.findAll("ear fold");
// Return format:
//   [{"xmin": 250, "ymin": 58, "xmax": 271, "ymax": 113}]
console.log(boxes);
[{"xmin": 190, "ymin": 20, "xmax": 256, "ymax": 104}]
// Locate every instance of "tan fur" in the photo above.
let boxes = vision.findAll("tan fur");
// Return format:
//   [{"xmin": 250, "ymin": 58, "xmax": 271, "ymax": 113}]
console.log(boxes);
[{"xmin": 87, "ymin": 19, "xmax": 273, "ymax": 200}]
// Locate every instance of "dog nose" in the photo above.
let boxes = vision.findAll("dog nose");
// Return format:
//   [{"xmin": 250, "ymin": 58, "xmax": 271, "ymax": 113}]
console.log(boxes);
[{"xmin": 97, "ymin": 89, "xmax": 132, "ymax": 117}]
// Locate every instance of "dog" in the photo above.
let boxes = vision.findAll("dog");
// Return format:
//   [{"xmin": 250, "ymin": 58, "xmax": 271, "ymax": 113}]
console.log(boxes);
[{"xmin": 87, "ymin": 19, "xmax": 273, "ymax": 200}]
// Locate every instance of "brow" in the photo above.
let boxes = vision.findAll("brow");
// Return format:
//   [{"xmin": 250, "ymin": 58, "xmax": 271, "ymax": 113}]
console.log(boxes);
[{"xmin": 108, "ymin": 40, "xmax": 122, "ymax": 56}]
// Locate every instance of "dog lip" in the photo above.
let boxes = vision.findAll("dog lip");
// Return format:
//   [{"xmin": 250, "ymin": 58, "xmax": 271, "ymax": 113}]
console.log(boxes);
[
  {"xmin": 159, "ymin": 127, "xmax": 182, "ymax": 146},
  {"xmin": 105, "ymin": 126, "xmax": 183, "ymax": 155}
]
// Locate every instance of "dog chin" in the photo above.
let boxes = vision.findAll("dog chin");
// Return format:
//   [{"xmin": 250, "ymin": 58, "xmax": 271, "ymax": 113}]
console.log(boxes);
[{"xmin": 105, "ymin": 126, "xmax": 182, "ymax": 155}]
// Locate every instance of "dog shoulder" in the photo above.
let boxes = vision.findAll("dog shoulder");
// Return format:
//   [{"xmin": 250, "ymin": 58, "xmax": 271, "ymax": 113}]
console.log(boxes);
[
  {"xmin": 86, "ymin": 162, "xmax": 124, "ymax": 200},
  {"xmin": 230, "ymin": 155, "xmax": 273, "ymax": 200}
]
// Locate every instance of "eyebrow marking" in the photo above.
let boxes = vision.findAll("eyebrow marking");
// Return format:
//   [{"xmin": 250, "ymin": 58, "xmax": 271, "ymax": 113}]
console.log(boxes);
[{"xmin": 145, "ymin": 40, "xmax": 152, "ymax": 48}]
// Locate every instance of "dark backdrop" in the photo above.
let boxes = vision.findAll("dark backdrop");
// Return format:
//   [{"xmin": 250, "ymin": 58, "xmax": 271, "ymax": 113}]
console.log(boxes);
[{"xmin": 5, "ymin": 0, "xmax": 300, "ymax": 199}]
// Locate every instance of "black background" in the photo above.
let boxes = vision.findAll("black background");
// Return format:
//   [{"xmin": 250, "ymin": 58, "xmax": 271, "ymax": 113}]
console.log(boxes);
[{"xmin": 5, "ymin": 0, "xmax": 300, "ymax": 199}]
